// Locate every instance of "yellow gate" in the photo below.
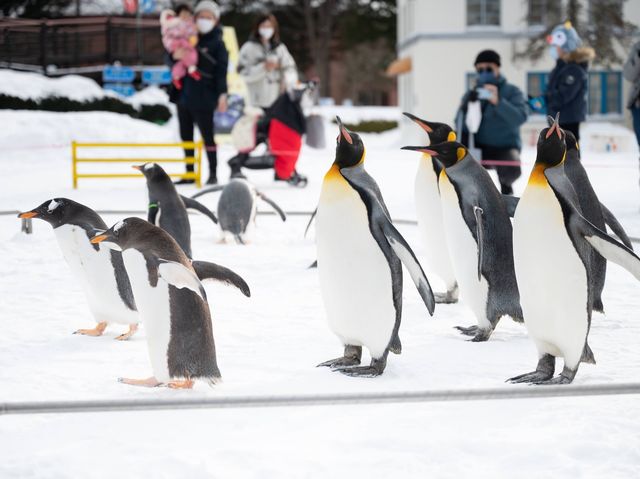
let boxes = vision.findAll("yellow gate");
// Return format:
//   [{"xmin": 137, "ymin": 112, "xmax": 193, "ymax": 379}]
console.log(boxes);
[{"xmin": 71, "ymin": 141, "xmax": 203, "ymax": 188}]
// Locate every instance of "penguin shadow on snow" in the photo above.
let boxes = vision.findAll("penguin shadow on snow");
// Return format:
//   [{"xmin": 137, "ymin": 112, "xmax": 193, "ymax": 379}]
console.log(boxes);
[{"xmin": 190, "ymin": 178, "xmax": 287, "ymax": 245}]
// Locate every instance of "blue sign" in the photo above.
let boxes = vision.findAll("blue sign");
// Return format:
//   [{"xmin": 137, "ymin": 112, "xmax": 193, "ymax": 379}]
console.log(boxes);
[
  {"xmin": 140, "ymin": 0, "xmax": 156, "ymax": 14},
  {"xmin": 103, "ymin": 83, "xmax": 136, "ymax": 97},
  {"xmin": 142, "ymin": 68, "xmax": 171, "ymax": 85},
  {"xmin": 103, "ymin": 65, "xmax": 135, "ymax": 83}
]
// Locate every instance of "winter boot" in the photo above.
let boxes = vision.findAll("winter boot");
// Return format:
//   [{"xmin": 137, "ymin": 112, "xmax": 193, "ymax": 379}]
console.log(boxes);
[
  {"xmin": 275, "ymin": 170, "xmax": 308, "ymax": 188},
  {"xmin": 243, "ymin": 154, "xmax": 275, "ymax": 170},
  {"xmin": 227, "ymin": 153, "xmax": 248, "ymax": 179},
  {"xmin": 188, "ymin": 67, "xmax": 201, "ymax": 81},
  {"xmin": 172, "ymin": 77, "xmax": 183, "ymax": 90}
]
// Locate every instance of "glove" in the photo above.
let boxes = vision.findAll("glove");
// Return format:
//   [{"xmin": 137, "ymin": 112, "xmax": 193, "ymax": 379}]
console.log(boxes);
[{"xmin": 468, "ymin": 89, "xmax": 479, "ymax": 102}]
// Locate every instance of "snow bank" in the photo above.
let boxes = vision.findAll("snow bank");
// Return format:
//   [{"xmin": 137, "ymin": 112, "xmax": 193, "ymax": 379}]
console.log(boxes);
[{"xmin": 0, "ymin": 69, "xmax": 113, "ymax": 102}]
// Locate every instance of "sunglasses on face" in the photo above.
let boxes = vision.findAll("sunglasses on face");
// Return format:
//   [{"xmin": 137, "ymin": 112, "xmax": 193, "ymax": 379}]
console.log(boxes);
[{"xmin": 476, "ymin": 67, "xmax": 494, "ymax": 74}]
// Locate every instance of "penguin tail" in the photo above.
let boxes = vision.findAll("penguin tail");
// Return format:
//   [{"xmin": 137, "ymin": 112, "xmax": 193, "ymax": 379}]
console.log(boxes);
[
  {"xmin": 581, "ymin": 343, "xmax": 596, "ymax": 365},
  {"xmin": 592, "ymin": 297, "xmax": 605, "ymax": 314},
  {"xmin": 389, "ymin": 334, "xmax": 402, "ymax": 355}
]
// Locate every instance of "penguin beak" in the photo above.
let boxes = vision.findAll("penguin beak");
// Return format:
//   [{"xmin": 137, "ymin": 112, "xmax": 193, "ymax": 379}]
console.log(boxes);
[
  {"xmin": 336, "ymin": 116, "xmax": 353, "ymax": 145},
  {"xmin": 402, "ymin": 112, "xmax": 433, "ymax": 133},
  {"xmin": 18, "ymin": 211, "xmax": 39, "ymax": 219},
  {"xmin": 401, "ymin": 146, "xmax": 439, "ymax": 157},
  {"xmin": 545, "ymin": 112, "xmax": 562, "ymax": 140},
  {"xmin": 132, "ymin": 165, "xmax": 143, "ymax": 171},
  {"xmin": 90, "ymin": 234, "xmax": 109, "ymax": 244}
]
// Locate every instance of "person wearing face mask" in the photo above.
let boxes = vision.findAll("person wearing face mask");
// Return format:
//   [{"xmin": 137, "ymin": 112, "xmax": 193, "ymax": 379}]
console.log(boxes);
[
  {"xmin": 169, "ymin": 0, "xmax": 229, "ymax": 185},
  {"xmin": 545, "ymin": 22, "xmax": 595, "ymax": 142},
  {"xmin": 237, "ymin": 12, "xmax": 298, "ymax": 110},
  {"xmin": 455, "ymin": 50, "xmax": 528, "ymax": 195}
]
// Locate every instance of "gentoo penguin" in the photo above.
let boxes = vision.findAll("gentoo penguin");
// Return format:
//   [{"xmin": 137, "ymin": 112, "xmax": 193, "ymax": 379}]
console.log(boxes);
[
  {"xmin": 191, "ymin": 178, "xmax": 286, "ymax": 244},
  {"xmin": 18, "ymin": 199, "xmax": 139, "ymax": 340},
  {"xmin": 403, "ymin": 112, "xmax": 459, "ymax": 303},
  {"xmin": 133, "ymin": 163, "xmax": 218, "ymax": 258},
  {"xmin": 315, "ymin": 117, "xmax": 435, "ymax": 377},
  {"xmin": 91, "ymin": 218, "xmax": 239, "ymax": 388},
  {"xmin": 402, "ymin": 141, "xmax": 523, "ymax": 341},
  {"xmin": 509, "ymin": 117, "xmax": 640, "ymax": 384}
]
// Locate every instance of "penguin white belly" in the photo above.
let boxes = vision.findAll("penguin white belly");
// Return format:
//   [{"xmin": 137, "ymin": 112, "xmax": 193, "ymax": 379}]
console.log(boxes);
[
  {"xmin": 316, "ymin": 174, "xmax": 396, "ymax": 359},
  {"xmin": 439, "ymin": 174, "xmax": 490, "ymax": 327},
  {"xmin": 54, "ymin": 225, "xmax": 137, "ymax": 325},
  {"xmin": 415, "ymin": 158, "xmax": 456, "ymax": 289},
  {"xmin": 513, "ymin": 183, "xmax": 588, "ymax": 367},
  {"xmin": 122, "ymin": 249, "xmax": 172, "ymax": 382}
]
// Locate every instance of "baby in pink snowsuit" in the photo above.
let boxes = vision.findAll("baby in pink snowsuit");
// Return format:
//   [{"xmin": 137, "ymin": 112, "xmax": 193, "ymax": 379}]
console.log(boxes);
[{"xmin": 160, "ymin": 5, "xmax": 200, "ymax": 89}]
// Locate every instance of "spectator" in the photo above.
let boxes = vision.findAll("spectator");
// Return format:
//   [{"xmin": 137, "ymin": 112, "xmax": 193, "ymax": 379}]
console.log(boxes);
[
  {"xmin": 545, "ymin": 21, "xmax": 595, "ymax": 142},
  {"xmin": 170, "ymin": 0, "xmax": 228, "ymax": 186},
  {"xmin": 160, "ymin": 4, "xmax": 200, "ymax": 90},
  {"xmin": 623, "ymin": 39, "xmax": 640, "ymax": 176},
  {"xmin": 455, "ymin": 49, "xmax": 528, "ymax": 195},
  {"xmin": 237, "ymin": 12, "xmax": 298, "ymax": 110}
]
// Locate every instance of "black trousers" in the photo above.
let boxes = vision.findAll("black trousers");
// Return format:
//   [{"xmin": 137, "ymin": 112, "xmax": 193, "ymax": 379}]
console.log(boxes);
[
  {"xmin": 177, "ymin": 104, "xmax": 217, "ymax": 178},
  {"xmin": 560, "ymin": 122, "xmax": 580, "ymax": 142},
  {"xmin": 479, "ymin": 145, "xmax": 522, "ymax": 195}
]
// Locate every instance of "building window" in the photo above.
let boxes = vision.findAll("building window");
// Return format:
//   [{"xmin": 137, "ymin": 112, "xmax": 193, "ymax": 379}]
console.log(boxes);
[
  {"xmin": 467, "ymin": 0, "xmax": 501, "ymax": 27},
  {"xmin": 526, "ymin": 71, "xmax": 622, "ymax": 116},
  {"xmin": 528, "ymin": 0, "xmax": 547, "ymax": 26}
]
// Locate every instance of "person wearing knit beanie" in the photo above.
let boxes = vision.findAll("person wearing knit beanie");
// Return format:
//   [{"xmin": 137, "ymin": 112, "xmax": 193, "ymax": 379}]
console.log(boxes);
[{"xmin": 194, "ymin": 0, "xmax": 220, "ymax": 20}]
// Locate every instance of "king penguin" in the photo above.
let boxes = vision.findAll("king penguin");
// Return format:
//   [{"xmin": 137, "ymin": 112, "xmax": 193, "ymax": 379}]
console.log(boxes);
[
  {"xmin": 91, "ymin": 218, "xmax": 247, "ymax": 388},
  {"xmin": 509, "ymin": 116, "xmax": 640, "ymax": 384},
  {"xmin": 134, "ymin": 163, "xmax": 218, "ymax": 258},
  {"xmin": 402, "ymin": 141, "xmax": 523, "ymax": 341},
  {"xmin": 403, "ymin": 112, "xmax": 459, "ymax": 303},
  {"xmin": 18, "ymin": 198, "xmax": 139, "ymax": 340},
  {"xmin": 315, "ymin": 117, "xmax": 435, "ymax": 377}
]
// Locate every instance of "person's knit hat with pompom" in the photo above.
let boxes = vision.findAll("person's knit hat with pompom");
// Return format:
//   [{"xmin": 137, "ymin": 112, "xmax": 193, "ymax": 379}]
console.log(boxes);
[
  {"xmin": 547, "ymin": 21, "xmax": 582, "ymax": 52},
  {"xmin": 194, "ymin": 0, "xmax": 220, "ymax": 19}
]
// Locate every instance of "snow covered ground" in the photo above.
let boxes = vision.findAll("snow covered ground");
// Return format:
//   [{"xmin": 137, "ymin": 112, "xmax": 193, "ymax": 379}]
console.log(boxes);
[{"xmin": 1, "ymin": 106, "xmax": 640, "ymax": 478}]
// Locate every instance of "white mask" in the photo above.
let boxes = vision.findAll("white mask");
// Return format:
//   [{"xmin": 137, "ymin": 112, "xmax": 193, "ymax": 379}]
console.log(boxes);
[
  {"xmin": 197, "ymin": 18, "xmax": 215, "ymax": 34},
  {"xmin": 259, "ymin": 27, "xmax": 274, "ymax": 40}
]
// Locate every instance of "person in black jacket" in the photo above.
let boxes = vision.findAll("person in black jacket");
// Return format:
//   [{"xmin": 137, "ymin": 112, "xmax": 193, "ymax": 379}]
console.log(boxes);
[
  {"xmin": 545, "ymin": 22, "xmax": 595, "ymax": 142},
  {"xmin": 171, "ymin": 0, "xmax": 228, "ymax": 185}
]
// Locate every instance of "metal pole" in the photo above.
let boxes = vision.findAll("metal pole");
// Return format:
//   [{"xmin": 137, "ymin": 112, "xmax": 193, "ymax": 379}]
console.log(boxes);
[{"xmin": 2, "ymin": 383, "xmax": 640, "ymax": 416}]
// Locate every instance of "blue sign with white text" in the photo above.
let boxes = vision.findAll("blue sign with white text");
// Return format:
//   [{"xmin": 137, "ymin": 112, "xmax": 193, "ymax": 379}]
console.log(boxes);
[
  {"xmin": 103, "ymin": 65, "xmax": 135, "ymax": 83},
  {"xmin": 103, "ymin": 83, "xmax": 136, "ymax": 97},
  {"xmin": 140, "ymin": 0, "xmax": 156, "ymax": 14},
  {"xmin": 142, "ymin": 68, "xmax": 171, "ymax": 85}
]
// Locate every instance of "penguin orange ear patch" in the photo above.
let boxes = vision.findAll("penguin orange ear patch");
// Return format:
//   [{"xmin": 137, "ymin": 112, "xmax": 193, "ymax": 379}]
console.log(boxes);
[
  {"xmin": 456, "ymin": 147, "xmax": 466, "ymax": 161},
  {"xmin": 447, "ymin": 131, "xmax": 457, "ymax": 142}
]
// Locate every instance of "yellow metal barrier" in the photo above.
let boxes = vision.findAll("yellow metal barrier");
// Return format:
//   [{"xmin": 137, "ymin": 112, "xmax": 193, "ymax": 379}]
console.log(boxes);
[{"xmin": 71, "ymin": 141, "xmax": 203, "ymax": 189}]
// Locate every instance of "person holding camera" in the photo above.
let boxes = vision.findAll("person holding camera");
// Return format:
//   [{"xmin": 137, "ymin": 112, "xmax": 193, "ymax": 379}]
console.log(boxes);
[
  {"xmin": 624, "ymin": 39, "xmax": 640, "ymax": 170},
  {"xmin": 455, "ymin": 50, "xmax": 528, "ymax": 195}
]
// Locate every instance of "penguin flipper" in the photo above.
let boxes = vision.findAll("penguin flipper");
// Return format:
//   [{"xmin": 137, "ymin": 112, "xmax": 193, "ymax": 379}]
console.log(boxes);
[
  {"xmin": 382, "ymin": 220, "xmax": 436, "ymax": 315},
  {"xmin": 502, "ymin": 194, "xmax": 520, "ymax": 218},
  {"xmin": 190, "ymin": 184, "xmax": 225, "ymax": 199},
  {"xmin": 256, "ymin": 191, "xmax": 287, "ymax": 222},
  {"xmin": 180, "ymin": 195, "xmax": 218, "ymax": 224},
  {"xmin": 473, "ymin": 206, "xmax": 484, "ymax": 282},
  {"xmin": 600, "ymin": 202, "xmax": 633, "ymax": 250},
  {"xmin": 192, "ymin": 260, "xmax": 251, "ymax": 297},
  {"xmin": 304, "ymin": 207, "xmax": 317, "ymax": 238},
  {"xmin": 148, "ymin": 201, "xmax": 159, "ymax": 225},
  {"xmin": 157, "ymin": 259, "xmax": 207, "ymax": 301}
]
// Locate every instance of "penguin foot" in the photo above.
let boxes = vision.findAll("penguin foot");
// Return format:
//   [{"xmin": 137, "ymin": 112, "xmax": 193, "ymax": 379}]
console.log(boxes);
[
  {"xmin": 507, "ymin": 371, "xmax": 554, "ymax": 384},
  {"xmin": 74, "ymin": 322, "xmax": 108, "ymax": 337},
  {"xmin": 118, "ymin": 376, "xmax": 162, "ymax": 387},
  {"xmin": 454, "ymin": 325, "xmax": 478, "ymax": 336},
  {"xmin": 335, "ymin": 358, "xmax": 386, "ymax": 378},
  {"xmin": 317, "ymin": 345, "xmax": 362, "ymax": 369},
  {"xmin": 167, "ymin": 379, "xmax": 195, "ymax": 389},
  {"xmin": 469, "ymin": 329, "xmax": 493, "ymax": 342},
  {"xmin": 534, "ymin": 375, "xmax": 573, "ymax": 385},
  {"xmin": 115, "ymin": 323, "xmax": 139, "ymax": 341}
]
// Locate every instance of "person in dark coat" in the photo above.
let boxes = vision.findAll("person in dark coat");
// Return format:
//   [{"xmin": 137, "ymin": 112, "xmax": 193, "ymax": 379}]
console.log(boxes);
[
  {"xmin": 545, "ymin": 21, "xmax": 595, "ymax": 142},
  {"xmin": 455, "ymin": 49, "xmax": 528, "ymax": 195},
  {"xmin": 170, "ymin": 0, "xmax": 228, "ymax": 185}
]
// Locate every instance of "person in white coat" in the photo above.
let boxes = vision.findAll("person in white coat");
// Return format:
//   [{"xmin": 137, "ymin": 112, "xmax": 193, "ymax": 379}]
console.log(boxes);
[{"xmin": 237, "ymin": 12, "xmax": 298, "ymax": 109}]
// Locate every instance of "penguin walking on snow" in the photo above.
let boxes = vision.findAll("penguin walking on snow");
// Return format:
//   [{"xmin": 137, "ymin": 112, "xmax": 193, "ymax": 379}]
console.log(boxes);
[
  {"xmin": 402, "ymin": 141, "xmax": 523, "ymax": 342},
  {"xmin": 134, "ymin": 163, "xmax": 218, "ymax": 258},
  {"xmin": 403, "ymin": 112, "xmax": 459, "ymax": 303},
  {"xmin": 191, "ymin": 178, "xmax": 287, "ymax": 244},
  {"xmin": 509, "ymin": 117, "xmax": 640, "ymax": 384},
  {"xmin": 18, "ymin": 199, "xmax": 139, "ymax": 340},
  {"xmin": 91, "ymin": 218, "xmax": 250, "ymax": 388},
  {"xmin": 315, "ymin": 117, "xmax": 435, "ymax": 377}
]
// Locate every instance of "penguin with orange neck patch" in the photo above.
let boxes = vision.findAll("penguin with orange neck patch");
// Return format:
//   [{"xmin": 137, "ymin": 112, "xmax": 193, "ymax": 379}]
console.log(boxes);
[
  {"xmin": 403, "ymin": 113, "xmax": 459, "ymax": 304},
  {"xmin": 315, "ymin": 117, "xmax": 435, "ymax": 377},
  {"xmin": 402, "ymin": 141, "xmax": 523, "ymax": 342},
  {"xmin": 509, "ymin": 116, "xmax": 640, "ymax": 384}
]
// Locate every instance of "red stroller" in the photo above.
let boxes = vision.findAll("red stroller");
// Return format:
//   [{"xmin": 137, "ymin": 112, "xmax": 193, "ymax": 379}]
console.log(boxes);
[{"xmin": 227, "ymin": 83, "xmax": 316, "ymax": 187}]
